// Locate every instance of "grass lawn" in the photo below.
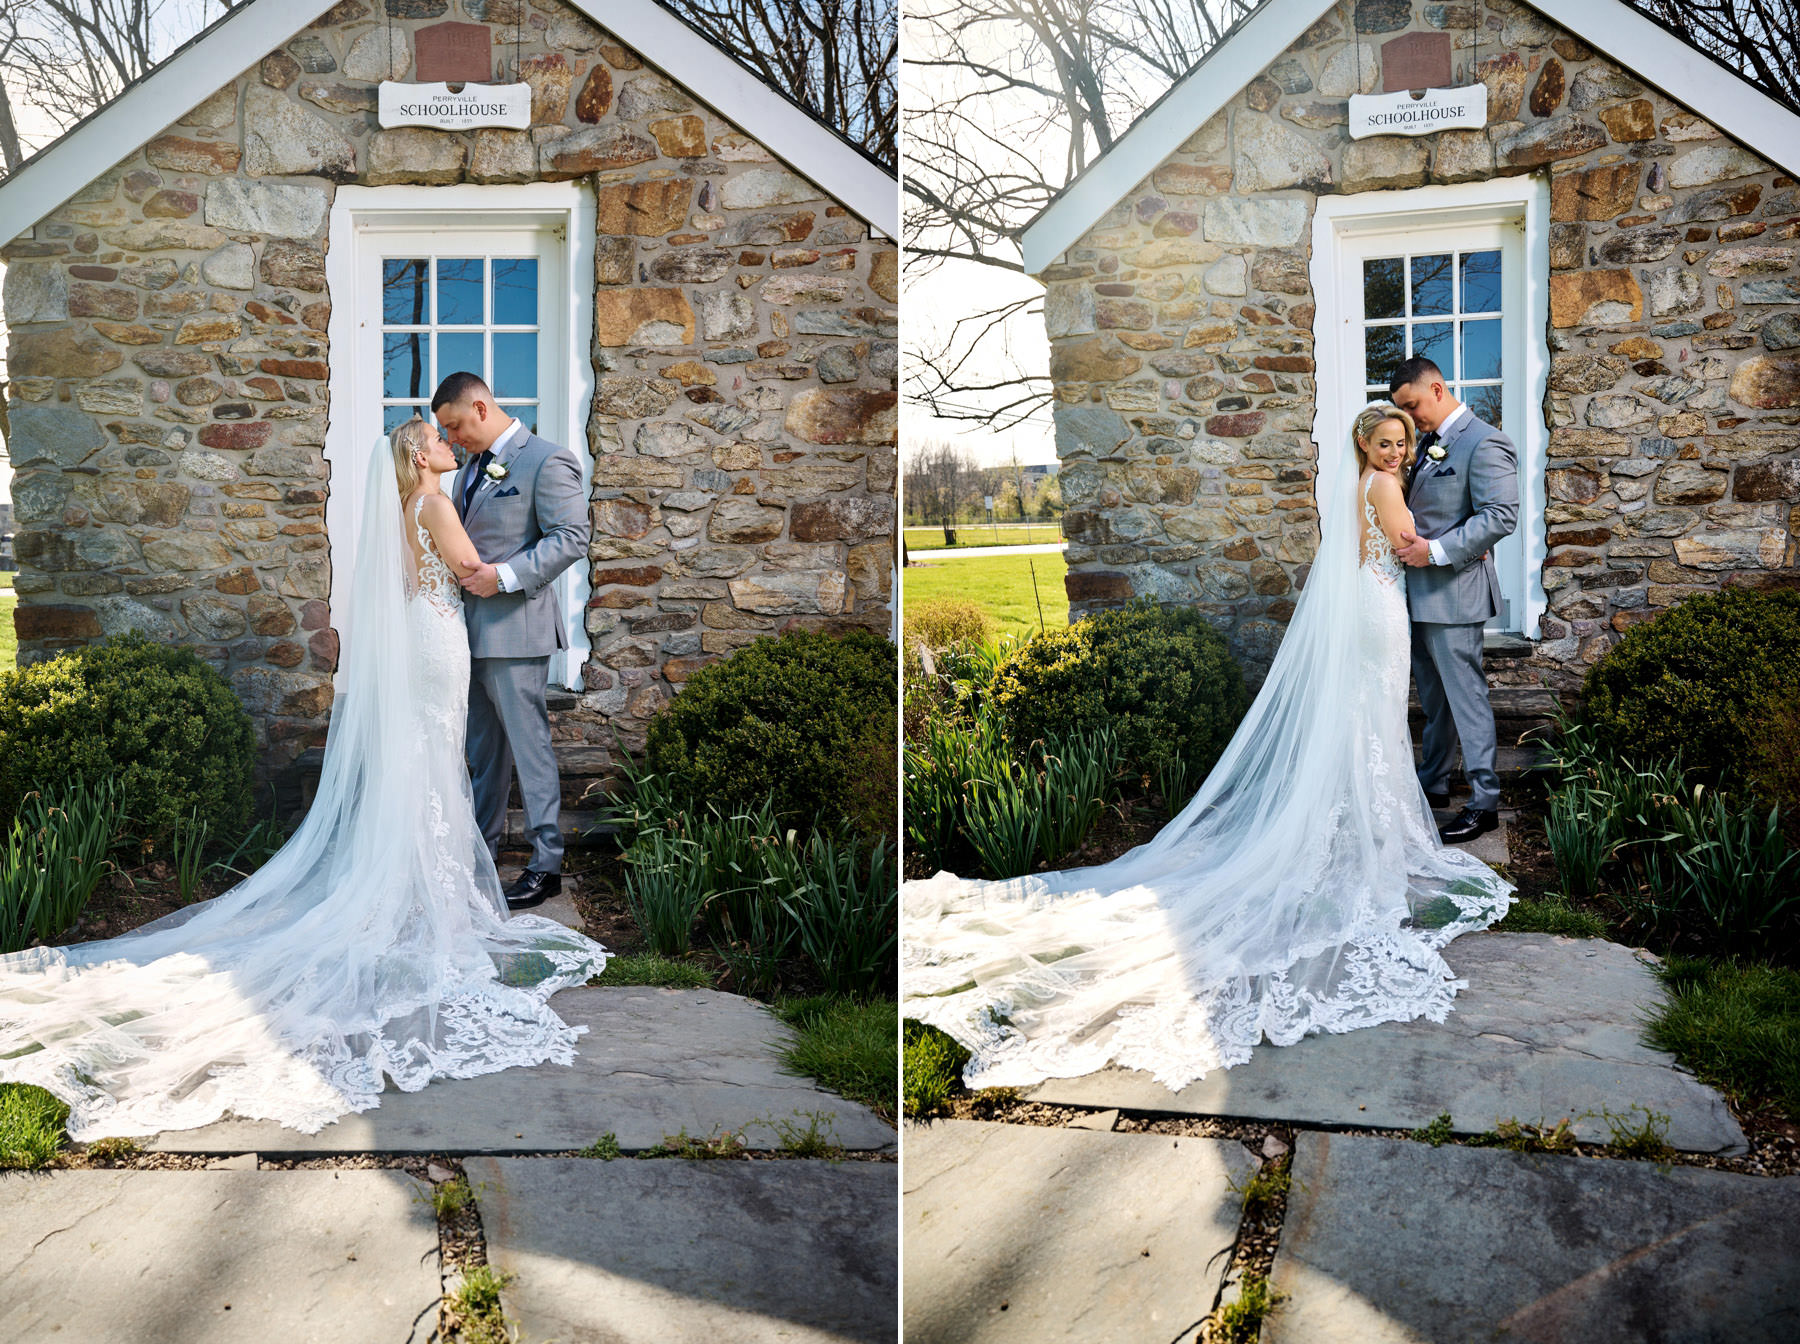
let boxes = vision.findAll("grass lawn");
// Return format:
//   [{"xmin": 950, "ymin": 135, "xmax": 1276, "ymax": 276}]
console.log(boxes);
[
  {"xmin": 0, "ymin": 594, "xmax": 15, "ymax": 673},
  {"xmin": 1646, "ymin": 957, "xmax": 1800, "ymax": 1121},
  {"xmin": 905, "ymin": 524, "xmax": 1063, "ymax": 551},
  {"xmin": 903, "ymin": 550, "xmax": 1069, "ymax": 639},
  {"xmin": 775, "ymin": 994, "xmax": 896, "ymax": 1122}
]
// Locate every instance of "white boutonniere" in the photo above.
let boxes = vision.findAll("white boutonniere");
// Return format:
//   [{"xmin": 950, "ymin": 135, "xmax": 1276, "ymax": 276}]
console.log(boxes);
[
  {"xmin": 1426, "ymin": 443, "xmax": 1447, "ymax": 461},
  {"xmin": 483, "ymin": 460, "xmax": 510, "ymax": 482}
]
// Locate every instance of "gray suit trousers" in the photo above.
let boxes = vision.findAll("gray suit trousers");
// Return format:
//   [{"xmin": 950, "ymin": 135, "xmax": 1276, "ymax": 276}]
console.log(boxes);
[
  {"xmin": 468, "ymin": 655, "xmax": 563, "ymax": 875},
  {"xmin": 1411, "ymin": 621, "xmax": 1500, "ymax": 812}
]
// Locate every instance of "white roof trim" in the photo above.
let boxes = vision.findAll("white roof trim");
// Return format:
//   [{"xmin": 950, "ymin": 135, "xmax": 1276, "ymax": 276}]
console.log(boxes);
[
  {"xmin": 0, "ymin": 0, "xmax": 895, "ymax": 249},
  {"xmin": 1021, "ymin": 0, "xmax": 1800, "ymax": 275}
]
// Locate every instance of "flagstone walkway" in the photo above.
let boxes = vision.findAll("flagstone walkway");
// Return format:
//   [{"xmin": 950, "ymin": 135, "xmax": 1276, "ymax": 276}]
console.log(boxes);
[
  {"xmin": 1, "ymin": 876, "xmax": 898, "ymax": 1344},
  {"xmin": 902, "ymin": 817, "xmax": 1790, "ymax": 1343}
]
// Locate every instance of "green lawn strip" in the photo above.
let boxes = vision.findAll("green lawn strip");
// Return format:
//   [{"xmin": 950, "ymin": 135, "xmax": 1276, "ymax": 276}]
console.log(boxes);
[
  {"xmin": 904, "ymin": 526, "xmax": 1063, "ymax": 551},
  {"xmin": 1645, "ymin": 956, "xmax": 1800, "ymax": 1121},
  {"xmin": 593, "ymin": 950, "xmax": 714, "ymax": 989},
  {"xmin": 0, "ymin": 1083, "xmax": 68, "ymax": 1170},
  {"xmin": 1494, "ymin": 894, "xmax": 1610, "ymax": 938},
  {"xmin": 0, "ymin": 594, "xmax": 16, "ymax": 673},
  {"xmin": 903, "ymin": 550, "xmax": 1069, "ymax": 639},
  {"xmin": 774, "ymin": 994, "xmax": 897, "ymax": 1123}
]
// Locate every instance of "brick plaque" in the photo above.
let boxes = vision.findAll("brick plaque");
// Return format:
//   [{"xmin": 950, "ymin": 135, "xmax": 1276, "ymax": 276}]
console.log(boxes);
[
  {"xmin": 415, "ymin": 21, "xmax": 494, "ymax": 84},
  {"xmin": 1381, "ymin": 31, "xmax": 1452, "ymax": 92}
]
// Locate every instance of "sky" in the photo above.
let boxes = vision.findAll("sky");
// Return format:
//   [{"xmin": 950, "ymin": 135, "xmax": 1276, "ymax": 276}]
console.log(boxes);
[{"xmin": 900, "ymin": 7, "xmax": 1068, "ymax": 468}]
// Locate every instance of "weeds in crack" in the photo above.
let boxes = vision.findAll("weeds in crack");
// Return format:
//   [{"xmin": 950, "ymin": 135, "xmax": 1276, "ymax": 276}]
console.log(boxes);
[
  {"xmin": 444, "ymin": 1263, "xmax": 516, "ymax": 1344},
  {"xmin": 1470, "ymin": 1116, "xmax": 1580, "ymax": 1154},
  {"xmin": 1228, "ymin": 1156, "xmax": 1292, "ymax": 1218},
  {"xmin": 1205, "ymin": 1273, "xmax": 1286, "ymax": 1344},
  {"xmin": 1601, "ymin": 1106, "xmax": 1674, "ymax": 1165},
  {"xmin": 578, "ymin": 1132, "xmax": 623, "ymax": 1160},
  {"xmin": 82, "ymin": 1135, "xmax": 141, "ymax": 1164},
  {"xmin": 1408, "ymin": 1113, "xmax": 1455, "ymax": 1147}
]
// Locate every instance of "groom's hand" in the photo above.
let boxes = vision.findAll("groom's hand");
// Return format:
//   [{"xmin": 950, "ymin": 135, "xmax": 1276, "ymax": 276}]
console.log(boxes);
[
  {"xmin": 460, "ymin": 561, "xmax": 502, "ymax": 597},
  {"xmin": 1396, "ymin": 532, "xmax": 1433, "ymax": 567}
]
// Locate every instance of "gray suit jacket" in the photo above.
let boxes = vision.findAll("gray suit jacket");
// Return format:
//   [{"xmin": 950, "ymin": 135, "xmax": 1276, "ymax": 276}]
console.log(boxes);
[
  {"xmin": 1403, "ymin": 409, "xmax": 1519, "ymax": 627},
  {"xmin": 452, "ymin": 426, "xmax": 590, "ymax": 660}
]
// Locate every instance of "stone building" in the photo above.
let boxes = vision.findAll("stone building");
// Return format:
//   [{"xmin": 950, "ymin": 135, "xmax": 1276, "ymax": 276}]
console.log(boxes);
[
  {"xmin": 0, "ymin": 0, "xmax": 897, "ymax": 794},
  {"xmin": 1020, "ymin": 0, "xmax": 1798, "ymax": 695}
]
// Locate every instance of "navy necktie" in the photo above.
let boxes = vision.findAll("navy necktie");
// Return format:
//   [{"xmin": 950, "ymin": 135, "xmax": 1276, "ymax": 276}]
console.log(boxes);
[
  {"xmin": 461, "ymin": 450, "xmax": 490, "ymax": 515},
  {"xmin": 1408, "ymin": 431, "xmax": 1438, "ymax": 490}
]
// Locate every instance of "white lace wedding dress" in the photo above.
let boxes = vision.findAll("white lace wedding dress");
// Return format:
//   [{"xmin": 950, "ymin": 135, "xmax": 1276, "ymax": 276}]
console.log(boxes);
[
  {"xmin": 904, "ymin": 452, "xmax": 1515, "ymax": 1092},
  {"xmin": 0, "ymin": 447, "xmax": 608, "ymax": 1141}
]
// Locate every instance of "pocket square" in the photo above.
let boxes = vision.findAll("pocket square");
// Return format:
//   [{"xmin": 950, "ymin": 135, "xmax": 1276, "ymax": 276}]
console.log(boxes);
[
  {"xmin": 493, "ymin": 485, "xmax": 521, "ymax": 498},
  {"xmin": 1432, "ymin": 466, "xmax": 1457, "ymax": 477}
]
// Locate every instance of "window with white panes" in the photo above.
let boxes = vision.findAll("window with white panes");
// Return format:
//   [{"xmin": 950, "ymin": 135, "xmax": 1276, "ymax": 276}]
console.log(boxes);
[
  {"xmin": 380, "ymin": 255, "xmax": 540, "ymax": 436},
  {"xmin": 1361, "ymin": 249, "xmax": 1504, "ymax": 428}
]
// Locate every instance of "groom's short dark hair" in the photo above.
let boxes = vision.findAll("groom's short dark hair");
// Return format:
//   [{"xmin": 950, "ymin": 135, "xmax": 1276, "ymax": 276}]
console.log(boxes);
[
  {"xmin": 431, "ymin": 370, "xmax": 491, "ymax": 411},
  {"xmin": 1387, "ymin": 357, "xmax": 1444, "ymax": 395}
]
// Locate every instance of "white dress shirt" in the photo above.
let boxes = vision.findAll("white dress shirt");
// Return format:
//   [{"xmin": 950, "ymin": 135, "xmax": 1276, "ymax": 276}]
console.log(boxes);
[
  {"xmin": 1422, "ymin": 401, "xmax": 1471, "ymax": 568},
  {"xmin": 472, "ymin": 416, "xmax": 526, "ymax": 593}
]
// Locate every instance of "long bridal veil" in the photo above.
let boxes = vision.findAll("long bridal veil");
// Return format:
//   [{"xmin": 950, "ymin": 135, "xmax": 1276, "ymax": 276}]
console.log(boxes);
[
  {"xmin": 903, "ymin": 415, "xmax": 1514, "ymax": 1091},
  {"xmin": 0, "ymin": 437, "xmax": 606, "ymax": 1140}
]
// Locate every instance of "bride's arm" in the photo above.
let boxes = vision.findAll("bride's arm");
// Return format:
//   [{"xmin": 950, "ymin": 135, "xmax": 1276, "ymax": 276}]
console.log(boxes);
[
  {"xmin": 418, "ymin": 494, "xmax": 483, "ymax": 576},
  {"xmin": 1367, "ymin": 472, "xmax": 1416, "ymax": 549}
]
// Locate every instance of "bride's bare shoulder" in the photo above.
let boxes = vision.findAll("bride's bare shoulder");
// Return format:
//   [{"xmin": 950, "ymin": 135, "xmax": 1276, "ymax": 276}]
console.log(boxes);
[{"xmin": 1366, "ymin": 470, "xmax": 1403, "ymax": 499}]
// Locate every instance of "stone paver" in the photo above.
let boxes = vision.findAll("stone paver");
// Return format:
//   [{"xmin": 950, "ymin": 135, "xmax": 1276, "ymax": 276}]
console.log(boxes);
[
  {"xmin": 1265, "ymin": 1132, "xmax": 1800, "ymax": 1344},
  {"xmin": 1430, "ymin": 803, "xmax": 1511, "ymax": 867},
  {"xmin": 0, "ymin": 1169, "xmax": 438, "ymax": 1344},
  {"xmin": 146, "ymin": 987, "xmax": 893, "ymax": 1155},
  {"xmin": 467, "ymin": 1156, "xmax": 895, "ymax": 1344},
  {"xmin": 1027, "ymin": 933, "xmax": 1744, "ymax": 1153},
  {"xmin": 903, "ymin": 1119, "xmax": 1255, "ymax": 1343}
]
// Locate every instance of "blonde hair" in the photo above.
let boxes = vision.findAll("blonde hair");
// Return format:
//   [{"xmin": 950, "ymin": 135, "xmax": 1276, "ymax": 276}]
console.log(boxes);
[
  {"xmin": 1352, "ymin": 402, "xmax": 1417, "ymax": 473},
  {"xmin": 390, "ymin": 415, "xmax": 431, "ymax": 498}
]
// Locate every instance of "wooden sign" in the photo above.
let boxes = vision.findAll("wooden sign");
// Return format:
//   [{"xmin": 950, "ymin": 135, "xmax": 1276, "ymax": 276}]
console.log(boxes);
[
  {"xmin": 1349, "ymin": 83, "xmax": 1488, "ymax": 139},
  {"xmin": 414, "ymin": 21, "xmax": 494, "ymax": 84},
  {"xmin": 1381, "ymin": 32, "xmax": 1452, "ymax": 93},
  {"xmin": 378, "ymin": 81, "xmax": 531, "ymax": 131}
]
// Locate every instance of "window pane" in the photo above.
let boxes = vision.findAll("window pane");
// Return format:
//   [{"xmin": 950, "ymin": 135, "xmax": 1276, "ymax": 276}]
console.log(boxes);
[
  {"xmin": 1462, "ymin": 319, "xmax": 1502, "ymax": 381},
  {"xmin": 493, "ymin": 333, "xmax": 537, "ymax": 399},
  {"xmin": 503, "ymin": 403, "xmax": 538, "ymax": 436},
  {"xmin": 1467, "ymin": 383, "xmax": 1503, "ymax": 430},
  {"xmin": 1413, "ymin": 321, "xmax": 1453, "ymax": 373},
  {"xmin": 383, "ymin": 331, "xmax": 427, "ymax": 400},
  {"xmin": 493, "ymin": 258, "xmax": 538, "ymax": 325},
  {"xmin": 1365, "ymin": 324, "xmax": 1404, "ymax": 385},
  {"xmin": 436, "ymin": 258, "xmax": 484, "ymax": 324},
  {"xmin": 437, "ymin": 331, "xmax": 484, "ymax": 384},
  {"xmin": 382, "ymin": 259, "xmax": 428, "ymax": 325},
  {"xmin": 384, "ymin": 403, "xmax": 428, "ymax": 433},
  {"xmin": 1363, "ymin": 257, "xmax": 1404, "ymax": 320},
  {"xmin": 1411, "ymin": 254, "xmax": 1453, "ymax": 316},
  {"xmin": 1460, "ymin": 250, "xmax": 1502, "ymax": 313}
]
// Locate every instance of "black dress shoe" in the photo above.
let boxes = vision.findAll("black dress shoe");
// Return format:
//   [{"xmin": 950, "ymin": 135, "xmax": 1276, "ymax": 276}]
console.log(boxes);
[
  {"xmin": 1438, "ymin": 806, "xmax": 1498, "ymax": 844},
  {"xmin": 1425, "ymin": 790, "xmax": 1450, "ymax": 810},
  {"xmin": 504, "ymin": 870, "xmax": 561, "ymax": 909}
]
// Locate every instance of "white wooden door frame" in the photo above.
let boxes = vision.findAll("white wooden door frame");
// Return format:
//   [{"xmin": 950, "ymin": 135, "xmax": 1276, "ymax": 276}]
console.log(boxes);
[
  {"xmin": 1309, "ymin": 176, "xmax": 1550, "ymax": 639},
  {"xmin": 324, "ymin": 182, "xmax": 597, "ymax": 690}
]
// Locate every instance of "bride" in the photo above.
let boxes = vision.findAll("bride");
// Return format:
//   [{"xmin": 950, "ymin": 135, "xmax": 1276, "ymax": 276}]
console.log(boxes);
[
  {"xmin": 0, "ymin": 420, "xmax": 608, "ymax": 1140},
  {"xmin": 903, "ymin": 404, "xmax": 1515, "ymax": 1092}
]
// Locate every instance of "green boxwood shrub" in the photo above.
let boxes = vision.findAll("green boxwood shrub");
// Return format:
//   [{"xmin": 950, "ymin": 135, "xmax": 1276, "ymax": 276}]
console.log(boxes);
[
  {"xmin": 644, "ymin": 628, "xmax": 897, "ymax": 842},
  {"xmin": 1580, "ymin": 588, "xmax": 1800, "ymax": 783},
  {"xmin": 0, "ymin": 634, "xmax": 257, "ymax": 848},
  {"xmin": 988, "ymin": 601, "xmax": 1249, "ymax": 785}
]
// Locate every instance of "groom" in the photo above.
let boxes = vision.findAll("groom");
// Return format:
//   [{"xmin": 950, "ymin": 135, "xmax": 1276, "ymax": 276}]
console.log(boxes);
[
  {"xmin": 1387, "ymin": 356, "xmax": 1519, "ymax": 845},
  {"xmin": 434, "ymin": 371, "xmax": 590, "ymax": 909}
]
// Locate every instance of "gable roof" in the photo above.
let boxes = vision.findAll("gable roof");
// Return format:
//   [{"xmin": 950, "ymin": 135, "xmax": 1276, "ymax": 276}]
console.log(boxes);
[
  {"xmin": 0, "ymin": 0, "xmax": 896, "ymax": 247},
  {"xmin": 1021, "ymin": 0, "xmax": 1800, "ymax": 274}
]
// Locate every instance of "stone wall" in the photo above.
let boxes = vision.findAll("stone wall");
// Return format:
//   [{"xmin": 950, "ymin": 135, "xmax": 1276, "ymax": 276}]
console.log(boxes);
[
  {"xmin": 4, "ymin": 0, "xmax": 897, "ymax": 779},
  {"xmin": 1042, "ymin": 0, "xmax": 1798, "ymax": 690}
]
